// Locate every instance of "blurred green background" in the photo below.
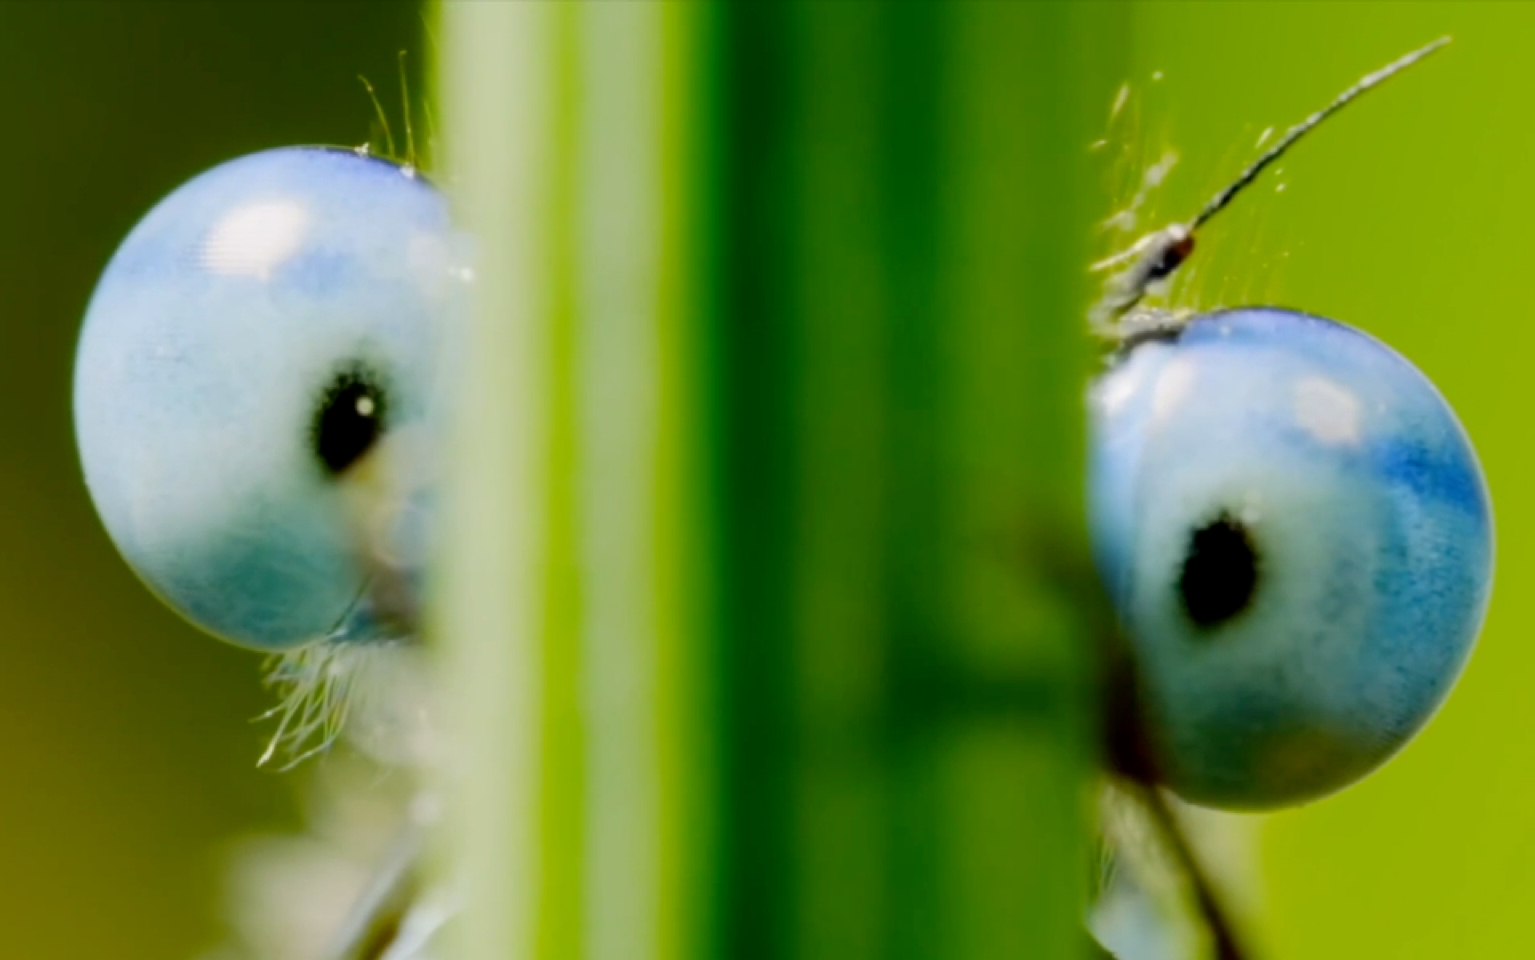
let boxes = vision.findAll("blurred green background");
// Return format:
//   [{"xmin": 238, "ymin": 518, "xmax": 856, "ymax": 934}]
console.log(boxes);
[{"xmin": 1, "ymin": 1, "xmax": 1530, "ymax": 958}]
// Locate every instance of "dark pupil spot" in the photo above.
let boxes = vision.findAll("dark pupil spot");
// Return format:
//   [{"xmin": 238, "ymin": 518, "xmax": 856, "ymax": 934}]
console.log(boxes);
[
  {"xmin": 314, "ymin": 369, "xmax": 387, "ymax": 475},
  {"xmin": 1179, "ymin": 512, "xmax": 1259, "ymax": 629}
]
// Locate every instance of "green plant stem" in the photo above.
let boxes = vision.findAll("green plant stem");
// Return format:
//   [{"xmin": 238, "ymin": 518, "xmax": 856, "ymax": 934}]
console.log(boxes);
[{"xmin": 434, "ymin": 4, "xmax": 1124, "ymax": 959}]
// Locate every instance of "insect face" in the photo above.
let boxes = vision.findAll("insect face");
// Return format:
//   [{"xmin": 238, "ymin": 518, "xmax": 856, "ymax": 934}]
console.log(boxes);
[{"xmin": 74, "ymin": 147, "xmax": 471, "ymax": 651}]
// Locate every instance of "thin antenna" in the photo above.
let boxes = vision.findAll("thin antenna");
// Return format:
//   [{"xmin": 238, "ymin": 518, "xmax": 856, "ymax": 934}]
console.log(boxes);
[
  {"xmin": 1089, "ymin": 36, "xmax": 1450, "ymax": 337},
  {"xmin": 359, "ymin": 74, "xmax": 396, "ymax": 159},
  {"xmin": 398, "ymin": 50, "xmax": 417, "ymax": 169},
  {"xmin": 1189, "ymin": 36, "xmax": 1449, "ymax": 231}
]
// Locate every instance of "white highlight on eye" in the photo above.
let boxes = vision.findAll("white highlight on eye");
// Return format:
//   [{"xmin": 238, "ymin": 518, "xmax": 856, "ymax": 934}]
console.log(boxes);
[
  {"xmin": 1152, "ymin": 357, "xmax": 1196, "ymax": 423},
  {"xmin": 1095, "ymin": 363, "xmax": 1142, "ymax": 417},
  {"xmin": 201, "ymin": 200, "xmax": 311, "ymax": 279},
  {"xmin": 1293, "ymin": 375, "xmax": 1362, "ymax": 445}
]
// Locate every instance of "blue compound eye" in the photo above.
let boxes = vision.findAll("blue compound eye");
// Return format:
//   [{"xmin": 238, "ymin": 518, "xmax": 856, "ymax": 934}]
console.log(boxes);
[
  {"xmin": 74, "ymin": 147, "xmax": 471, "ymax": 651},
  {"xmin": 1089, "ymin": 308, "xmax": 1493, "ymax": 808}
]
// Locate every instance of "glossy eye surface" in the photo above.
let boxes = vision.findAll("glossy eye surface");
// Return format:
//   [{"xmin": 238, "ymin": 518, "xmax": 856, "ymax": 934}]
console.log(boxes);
[
  {"xmin": 1090, "ymin": 307, "xmax": 1492, "ymax": 809},
  {"xmin": 74, "ymin": 147, "xmax": 470, "ymax": 651}
]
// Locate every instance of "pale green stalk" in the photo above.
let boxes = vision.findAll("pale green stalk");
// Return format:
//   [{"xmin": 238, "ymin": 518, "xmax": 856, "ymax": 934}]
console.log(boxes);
[
  {"xmin": 435, "ymin": 5, "xmax": 553, "ymax": 959},
  {"xmin": 435, "ymin": 4, "xmax": 711, "ymax": 959}
]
